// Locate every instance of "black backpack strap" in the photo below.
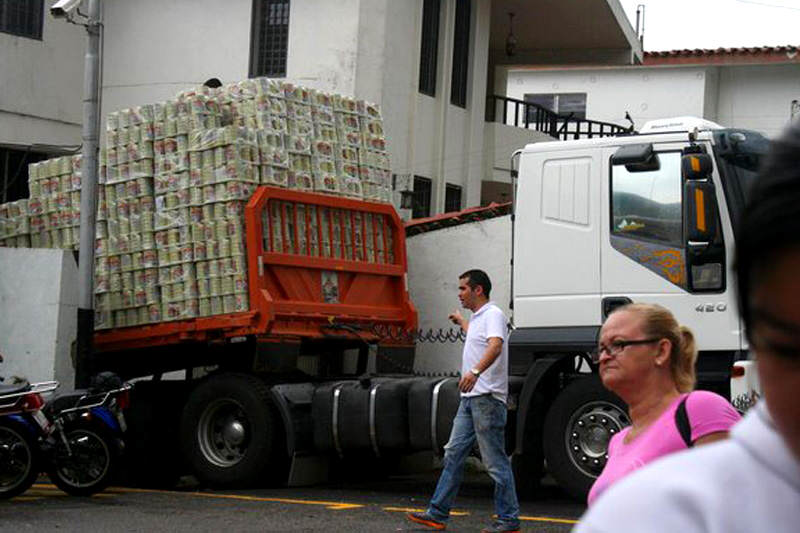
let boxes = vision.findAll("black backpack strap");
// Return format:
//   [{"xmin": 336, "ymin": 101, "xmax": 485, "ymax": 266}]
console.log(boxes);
[{"xmin": 675, "ymin": 394, "xmax": 693, "ymax": 448}]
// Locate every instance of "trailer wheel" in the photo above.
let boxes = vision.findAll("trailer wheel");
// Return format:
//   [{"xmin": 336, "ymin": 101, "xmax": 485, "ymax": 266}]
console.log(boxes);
[
  {"xmin": 181, "ymin": 373, "xmax": 284, "ymax": 488},
  {"xmin": 543, "ymin": 375, "xmax": 629, "ymax": 501}
]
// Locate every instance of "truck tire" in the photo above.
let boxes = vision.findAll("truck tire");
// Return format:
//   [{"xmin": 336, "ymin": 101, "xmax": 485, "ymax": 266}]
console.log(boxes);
[
  {"xmin": 543, "ymin": 375, "xmax": 629, "ymax": 501},
  {"xmin": 435, "ymin": 379, "xmax": 461, "ymax": 454},
  {"xmin": 311, "ymin": 382, "xmax": 339, "ymax": 452},
  {"xmin": 374, "ymin": 378, "xmax": 415, "ymax": 451},
  {"xmin": 407, "ymin": 378, "xmax": 444, "ymax": 451},
  {"xmin": 407, "ymin": 378, "xmax": 460, "ymax": 454},
  {"xmin": 338, "ymin": 381, "xmax": 372, "ymax": 450},
  {"xmin": 181, "ymin": 373, "xmax": 284, "ymax": 488}
]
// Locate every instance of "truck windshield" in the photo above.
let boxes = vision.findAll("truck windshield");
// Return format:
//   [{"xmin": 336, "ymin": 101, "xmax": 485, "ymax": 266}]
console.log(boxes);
[{"xmin": 712, "ymin": 129, "xmax": 770, "ymax": 233}]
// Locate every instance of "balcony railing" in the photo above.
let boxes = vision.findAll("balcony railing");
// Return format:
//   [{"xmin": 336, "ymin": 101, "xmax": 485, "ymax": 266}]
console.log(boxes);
[{"xmin": 486, "ymin": 95, "xmax": 631, "ymax": 140}]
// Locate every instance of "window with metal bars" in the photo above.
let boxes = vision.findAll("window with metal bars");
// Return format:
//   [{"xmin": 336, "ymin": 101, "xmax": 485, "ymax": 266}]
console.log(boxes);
[
  {"xmin": 418, "ymin": 0, "xmax": 440, "ymax": 97},
  {"xmin": 412, "ymin": 176, "xmax": 432, "ymax": 219},
  {"xmin": 524, "ymin": 93, "xmax": 587, "ymax": 120},
  {"xmin": 262, "ymin": 200, "xmax": 396, "ymax": 265},
  {"xmin": 249, "ymin": 0, "xmax": 290, "ymax": 78},
  {"xmin": 1, "ymin": 147, "xmax": 51, "ymax": 202},
  {"xmin": 450, "ymin": 0, "xmax": 470, "ymax": 108},
  {"xmin": 444, "ymin": 184, "xmax": 462, "ymax": 213},
  {"xmin": 0, "ymin": 0, "xmax": 43, "ymax": 40}
]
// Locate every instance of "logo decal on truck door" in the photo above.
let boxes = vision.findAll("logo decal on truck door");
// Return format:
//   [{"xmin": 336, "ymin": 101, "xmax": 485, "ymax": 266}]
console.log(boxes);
[{"xmin": 609, "ymin": 236, "xmax": 688, "ymax": 289}]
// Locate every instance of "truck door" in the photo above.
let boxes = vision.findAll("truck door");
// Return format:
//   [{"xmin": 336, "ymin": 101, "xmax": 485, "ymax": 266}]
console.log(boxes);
[
  {"xmin": 513, "ymin": 148, "xmax": 603, "ymax": 330},
  {"xmin": 600, "ymin": 143, "xmax": 740, "ymax": 356}
]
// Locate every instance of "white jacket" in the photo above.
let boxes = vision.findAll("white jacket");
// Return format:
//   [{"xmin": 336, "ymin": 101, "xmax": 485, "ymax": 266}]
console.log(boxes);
[{"xmin": 575, "ymin": 402, "xmax": 800, "ymax": 533}]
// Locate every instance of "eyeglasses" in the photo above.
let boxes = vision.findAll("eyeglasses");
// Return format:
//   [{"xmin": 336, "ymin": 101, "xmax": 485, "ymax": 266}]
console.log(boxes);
[{"xmin": 591, "ymin": 338, "xmax": 661, "ymax": 363}]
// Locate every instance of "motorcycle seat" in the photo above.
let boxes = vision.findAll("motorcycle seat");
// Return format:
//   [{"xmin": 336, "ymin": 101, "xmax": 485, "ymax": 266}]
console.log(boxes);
[
  {"xmin": 44, "ymin": 389, "xmax": 92, "ymax": 416},
  {"xmin": 0, "ymin": 382, "xmax": 31, "ymax": 396}
]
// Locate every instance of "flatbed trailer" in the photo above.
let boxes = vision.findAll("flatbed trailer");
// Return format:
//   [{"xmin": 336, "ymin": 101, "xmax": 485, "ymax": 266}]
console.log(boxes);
[{"xmin": 89, "ymin": 186, "xmax": 473, "ymax": 488}]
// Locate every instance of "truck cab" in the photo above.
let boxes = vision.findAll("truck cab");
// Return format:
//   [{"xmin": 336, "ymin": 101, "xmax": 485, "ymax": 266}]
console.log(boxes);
[{"xmin": 509, "ymin": 118, "xmax": 768, "ymax": 499}]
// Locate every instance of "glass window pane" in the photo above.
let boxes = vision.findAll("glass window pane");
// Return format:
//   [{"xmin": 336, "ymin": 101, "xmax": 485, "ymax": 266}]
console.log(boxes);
[{"xmin": 611, "ymin": 152, "xmax": 682, "ymax": 246}]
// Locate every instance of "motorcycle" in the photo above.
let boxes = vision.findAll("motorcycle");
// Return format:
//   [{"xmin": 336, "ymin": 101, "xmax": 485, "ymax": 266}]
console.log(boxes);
[
  {"xmin": 43, "ymin": 371, "xmax": 132, "ymax": 496},
  {"xmin": 0, "ymin": 352, "xmax": 131, "ymax": 498},
  {"xmin": 0, "ymin": 353, "xmax": 58, "ymax": 499}
]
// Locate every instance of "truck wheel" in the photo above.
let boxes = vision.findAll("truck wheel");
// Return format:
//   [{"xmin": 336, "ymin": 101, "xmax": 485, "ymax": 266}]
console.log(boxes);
[
  {"xmin": 181, "ymin": 373, "xmax": 284, "ymax": 488},
  {"xmin": 543, "ymin": 375, "xmax": 629, "ymax": 501}
]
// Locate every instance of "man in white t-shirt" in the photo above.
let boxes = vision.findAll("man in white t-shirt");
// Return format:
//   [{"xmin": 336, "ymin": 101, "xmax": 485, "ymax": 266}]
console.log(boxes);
[{"xmin": 408, "ymin": 270, "xmax": 520, "ymax": 533}]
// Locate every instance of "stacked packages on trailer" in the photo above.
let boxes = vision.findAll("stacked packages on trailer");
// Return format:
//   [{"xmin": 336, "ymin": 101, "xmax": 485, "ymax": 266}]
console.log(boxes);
[{"xmin": 0, "ymin": 78, "xmax": 397, "ymax": 331}]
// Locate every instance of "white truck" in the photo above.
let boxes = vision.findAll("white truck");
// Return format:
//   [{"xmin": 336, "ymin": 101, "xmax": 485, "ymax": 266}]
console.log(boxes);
[{"xmin": 508, "ymin": 117, "xmax": 767, "ymax": 499}]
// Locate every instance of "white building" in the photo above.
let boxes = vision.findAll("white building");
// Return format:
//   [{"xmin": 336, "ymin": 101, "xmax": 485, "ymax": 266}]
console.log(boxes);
[
  {"xmin": 0, "ymin": 0, "xmax": 640, "ymax": 381},
  {"xmin": 0, "ymin": 0, "xmax": 85, "ymax": 202},
  {"xmin": 69, "ymin": 0, "xmax": 640, "ymax": 217},
  {"xmin": 504, "ymin": 46, "xmax": 800, "ymax": 138}
]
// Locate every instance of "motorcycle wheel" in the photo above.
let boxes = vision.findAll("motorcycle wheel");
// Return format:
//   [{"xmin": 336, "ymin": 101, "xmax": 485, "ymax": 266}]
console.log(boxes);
[
  {"xmin": 0, "ymin": 418, "xmax": 40, "ymax": 499},
  {"xmin": 48, "ymin": 421, "xmax": 118, "ymax": 496}
]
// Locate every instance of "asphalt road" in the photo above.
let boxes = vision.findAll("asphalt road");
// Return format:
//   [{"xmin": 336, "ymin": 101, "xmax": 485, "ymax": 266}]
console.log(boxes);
[{"xmin": 0, "ymin": 472, "xmax": 585, "ymax": 532}]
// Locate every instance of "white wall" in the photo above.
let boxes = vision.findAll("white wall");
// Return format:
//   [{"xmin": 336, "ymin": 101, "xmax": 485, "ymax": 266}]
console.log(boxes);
[
  {"xmin": 506, "ymin": 62, "xmax": 800, "ymax": 138},
  {"xmin": 0, "ymin": 8, "xmax": 84, "ymax": 147},
  {"xmin": 97, "ymin": 0, "xmax": 530, "ymax": 217},
  {"xmin": 407, "ymin": 215, "xmax": 511, "ymax": 373},
  {"xmin": 0, "ymin": 248, "xmax": 77, "ymax": 390},
  {"xmin": 378, "ymin": 0, "xmax": 418, "ymax": 185},
  {"xmin": 506, "ymin": 66, "xmax": 709, "ymax": 130},
  {"xmin": 287, "ymin": 0, "xmax": 361, "ymax": 95},
  {"xmin": 716, "ymin": 64, "xmax": 800, "ymax": 138},
  {"xmin": 101, "ymin": 0, "xmax": 252, "ymax": 117},
  {"xmin": 483, "ymin": 122, "xmax": 553, "ymax": 183}
]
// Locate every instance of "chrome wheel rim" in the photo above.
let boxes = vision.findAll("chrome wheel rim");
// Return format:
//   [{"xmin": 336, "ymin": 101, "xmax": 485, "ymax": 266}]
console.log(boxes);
[
  {"xmin": 565, "ymin": 401, "xmax": 630, "ymax": 478},
  {"xmin": 197, "ymin": 399, "xmax": 250, "ymax": 468}
]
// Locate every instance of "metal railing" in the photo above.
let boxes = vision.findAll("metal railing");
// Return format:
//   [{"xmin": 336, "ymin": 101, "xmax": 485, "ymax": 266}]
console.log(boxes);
[{"xmin": 486, "ymin": 95, "xmax": 632, "ymax": 140}]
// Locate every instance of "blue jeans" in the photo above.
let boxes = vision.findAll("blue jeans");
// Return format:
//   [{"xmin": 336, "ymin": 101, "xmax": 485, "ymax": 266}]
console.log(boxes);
[{"xmin": 426, "ymin": 395, "xmax": 520, "ymax": 528}]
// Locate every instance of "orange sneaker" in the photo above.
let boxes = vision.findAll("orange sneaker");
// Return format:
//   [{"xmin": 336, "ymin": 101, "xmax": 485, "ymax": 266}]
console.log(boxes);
[{"xmin": 406, "ymin": 511, "xmax": 447, "ymax": 530}]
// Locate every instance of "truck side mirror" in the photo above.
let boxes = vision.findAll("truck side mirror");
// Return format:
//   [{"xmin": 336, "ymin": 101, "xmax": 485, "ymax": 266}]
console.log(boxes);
[
  {"xmin": 611, "ymin": 143, "xmax": 660, "ymax": 172},
  {"xmin": 685, "ymin": 180, "xmax": 718, "ymax": 244},
  {"xmin": 681, "ymin": 152, "xmax": 713, "ymax": 180}
]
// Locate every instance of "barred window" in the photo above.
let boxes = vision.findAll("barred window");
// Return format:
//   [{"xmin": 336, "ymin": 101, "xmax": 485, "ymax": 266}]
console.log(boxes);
[
  {"xmin": 445, "ymin": 184, "xmax": 462, "ymax": 213},
  {"xmin": 412, "ymin": 176, "xmax": 433, "ymax": 219},
  {"xmin": 250, "ymin": 0, "xmax": 290, "ymax": 78},
  {"xmin": 418, "ymin": 0, "xmax": 441, "ymax": 97},
  {"xmin": 0, "ymin": 0, "xmax": 44, "ymax": 40},
  {"xmin": 450, "ymin": 0, "xmax": 470, "ymax": 108},
  {"xmin": 524, "ymin": 93, "xmax": 587, "ymax": 120}
]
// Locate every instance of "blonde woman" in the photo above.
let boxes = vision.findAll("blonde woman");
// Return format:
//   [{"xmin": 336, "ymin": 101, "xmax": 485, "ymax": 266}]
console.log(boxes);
[{"xmin": 587, "ymin": 303, "xmax": 740, "ymax": 506}]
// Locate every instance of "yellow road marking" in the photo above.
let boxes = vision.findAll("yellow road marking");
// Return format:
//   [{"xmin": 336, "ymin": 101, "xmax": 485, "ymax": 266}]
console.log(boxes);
[
  {"xmin": 84, "ymin": 485, "xmax": 362, "ymax": 510},
  {"xmin": 31, "ymin": 482, "xmax": 579, "ymax": 524},
  {"xmin": 383, "ymin": 506, "xmax": 469, "ymax": 517},
  {"xmin": 520, "ymin": 515, "xmax": 578, "ymax": 525},
  {"xmin": 12, "ymin": 496, "xmax": 43, "ymax": 502}
]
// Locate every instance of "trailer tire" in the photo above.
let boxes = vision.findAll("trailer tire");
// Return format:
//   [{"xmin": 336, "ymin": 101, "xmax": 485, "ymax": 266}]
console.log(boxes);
[
  {"xmin": 543, "ymin": 375, "xmax": 629, "ymax": 501},
  {"xmin": 181, "ymin": 373, "xmax": 283, "ymax": 488}
]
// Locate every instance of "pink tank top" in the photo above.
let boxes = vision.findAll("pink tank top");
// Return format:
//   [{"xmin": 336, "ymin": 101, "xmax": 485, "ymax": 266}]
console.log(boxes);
[{"xmin": 587, "ymin": 391, "xmax": 741, "ymax": 506}]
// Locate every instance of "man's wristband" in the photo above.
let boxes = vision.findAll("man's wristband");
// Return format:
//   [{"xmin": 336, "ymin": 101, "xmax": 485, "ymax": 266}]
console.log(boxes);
[{"xmin": 470, "ymin": 368, "xmax": 481, "ymax": 377}]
